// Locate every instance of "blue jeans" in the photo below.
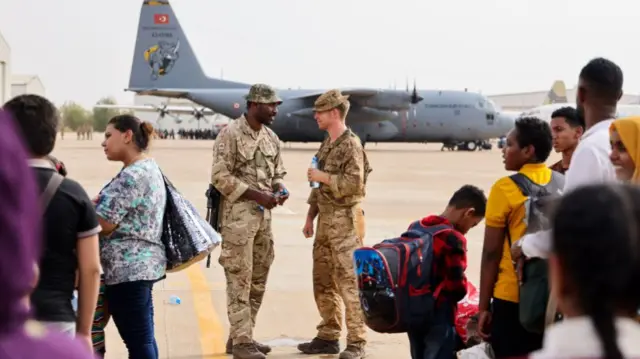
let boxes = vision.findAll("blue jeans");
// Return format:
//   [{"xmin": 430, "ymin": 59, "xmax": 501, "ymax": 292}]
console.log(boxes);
[
  {"xmin": 406, "ymin": 303, "xmax": 456, "ymax": 359},
  {"xmin": 105, "ymin": 280, "xmax": 159, "ymax": 359}
]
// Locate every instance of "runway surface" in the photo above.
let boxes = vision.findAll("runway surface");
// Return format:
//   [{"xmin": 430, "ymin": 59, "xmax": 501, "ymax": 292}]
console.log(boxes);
[{"xmin": 51, "ymin": 136, "xmax": 560, "ymax": 358}]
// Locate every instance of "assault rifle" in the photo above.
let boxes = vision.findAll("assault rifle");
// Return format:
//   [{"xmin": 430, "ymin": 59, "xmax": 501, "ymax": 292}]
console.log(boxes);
[{"xmin": 205, "ymin": 184, "xmax": 222, "ymax": 268}]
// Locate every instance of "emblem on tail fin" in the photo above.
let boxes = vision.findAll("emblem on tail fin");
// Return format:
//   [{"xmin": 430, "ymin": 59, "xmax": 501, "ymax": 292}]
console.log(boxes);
[{"xmin": 143, "ymin": 40, "xmax": 180, "ymax": 80}]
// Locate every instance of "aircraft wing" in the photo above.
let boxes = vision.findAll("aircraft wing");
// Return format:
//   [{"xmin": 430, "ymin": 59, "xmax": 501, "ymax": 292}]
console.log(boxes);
[
  {"xmin": 292, "ymin": 88, "xmax": 378, "ymax": 105},
  {"xmin": 93, "ymin": 104, "xmax": 216, "ymax": 116},
  {"xmin": 292, "ymin": 87, "xmax": 422, "ymax": 116},
  {"xmin": 125, "ymin": 88, "xmax": 191, "ymax": 98}
]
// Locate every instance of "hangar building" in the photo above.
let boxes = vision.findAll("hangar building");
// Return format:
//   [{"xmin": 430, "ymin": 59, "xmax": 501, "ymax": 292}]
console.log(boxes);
[
  {"xmin": 0, "ymin": 33, "xmax": 11, "ymax": 105},
  {"xmin": 489, "ymin": 86, "xmax": 640, "ymax": 112},
  {"xmin": 11, "ymin": 74, "xmax": 45, "ymax": 98},
  {"xmin": 134, "ymin": 94, "xmax": 229, "ymax": 131}
]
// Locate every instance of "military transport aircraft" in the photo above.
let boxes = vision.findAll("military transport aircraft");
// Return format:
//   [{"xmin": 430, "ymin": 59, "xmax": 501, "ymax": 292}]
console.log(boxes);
[{"xmin": 96, "ymin": 0, "xmax": 515, "ymax": 151}]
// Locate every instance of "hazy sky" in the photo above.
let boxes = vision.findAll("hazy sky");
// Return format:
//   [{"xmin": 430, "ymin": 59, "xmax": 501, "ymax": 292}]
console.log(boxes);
[{"xmin": 1, "ymin": 0, "xmax": 638, "ymax": 108}]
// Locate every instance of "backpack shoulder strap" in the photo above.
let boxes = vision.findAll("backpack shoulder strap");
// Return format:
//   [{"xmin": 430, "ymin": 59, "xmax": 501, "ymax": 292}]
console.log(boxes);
[
  {"xmin": 406, "ymin": 220, "xmax": 453, "ymax": 238},
  {"xmin": 41, "ymin": 172, "xmax": 64, "ymax": 212},
  {"xmin": 509, "ymin": 173, "xmax": 544, "ymax": 197},
  {"xmin": 545, "ymin": 170, "xmax": 565, "ymax": 192},
  {"xmin": 506, "ymin": 173, "xmax": 538, "ymax": 247}
]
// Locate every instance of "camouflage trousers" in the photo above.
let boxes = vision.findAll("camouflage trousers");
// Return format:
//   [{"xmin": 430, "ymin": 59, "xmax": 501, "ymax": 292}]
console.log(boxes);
[
  {"xmin": 313, "ymin": 206, "xmax": 366, "ymax": 346},
  {"xmin": 219, "ymin": 202, "xmax": 275, "ymax": 345}
]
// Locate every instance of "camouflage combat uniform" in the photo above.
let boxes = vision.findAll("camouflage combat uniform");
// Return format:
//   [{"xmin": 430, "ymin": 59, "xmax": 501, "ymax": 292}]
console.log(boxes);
[
  {"xmin": 299, "ymin": 89, "xmax": 372, "ymax": 359},
  {"xmin": 211, "ymin": 84, "xmax": 287, "ymax": 359}
]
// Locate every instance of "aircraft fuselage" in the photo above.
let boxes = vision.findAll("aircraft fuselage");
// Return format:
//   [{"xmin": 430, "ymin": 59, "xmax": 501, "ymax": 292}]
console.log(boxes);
[{"xmin": 186, "ymin": 89, "xmax": 514, "ymax": 143}]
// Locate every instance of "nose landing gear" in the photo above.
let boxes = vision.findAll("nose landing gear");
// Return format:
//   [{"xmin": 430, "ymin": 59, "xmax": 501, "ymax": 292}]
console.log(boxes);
[{"xmin": 441, "ymin": 140, "xmax": 493, "ymax": 151}]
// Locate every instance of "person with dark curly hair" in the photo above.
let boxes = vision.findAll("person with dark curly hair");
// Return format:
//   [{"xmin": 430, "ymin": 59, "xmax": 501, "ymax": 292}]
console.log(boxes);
[
  {"xmin": 548, "ymin": 106, "xmax": 583, "ymax": 174},
  {"xmin": 477, "ymin": 116, "xmax": 556, "ymax": 358}
]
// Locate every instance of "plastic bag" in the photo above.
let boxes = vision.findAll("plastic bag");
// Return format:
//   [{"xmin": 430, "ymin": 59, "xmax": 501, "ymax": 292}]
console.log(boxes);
[
  {"xmin": 456, "ymin": 281, "xmax": 481, "ymax": 346},
  {"xmin": 457, "ymin": 342, "xmax": 495, "ymax": 359}
]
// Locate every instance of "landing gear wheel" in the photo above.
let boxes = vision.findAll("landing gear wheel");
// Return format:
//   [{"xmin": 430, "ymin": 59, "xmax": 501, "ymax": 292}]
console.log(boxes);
[{"xmin": 464, "ymin": 141, "xmax": 477, "ymax": 151}]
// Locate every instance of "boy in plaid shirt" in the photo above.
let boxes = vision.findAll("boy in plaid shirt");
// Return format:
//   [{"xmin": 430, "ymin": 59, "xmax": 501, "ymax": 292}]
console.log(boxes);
[{"xmin": 407, "ymin": 185, "xmax": 486, "ymax": 359}]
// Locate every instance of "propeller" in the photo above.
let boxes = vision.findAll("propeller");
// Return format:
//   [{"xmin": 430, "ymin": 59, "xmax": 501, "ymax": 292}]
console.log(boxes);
[
  {"xmin": 187, "ymin": 106, "xmax": 211, "ymax": 129},
  {"xmin": 147, "ymin": 102, "xmax": 182, "ymax": 127},
  {"xmin": 410, "ymin": 79, "xmax": 422, "ymax": 104},
  {"xmin": 403, "ymin": 78, "xmax": 423, "ymax": 104}
]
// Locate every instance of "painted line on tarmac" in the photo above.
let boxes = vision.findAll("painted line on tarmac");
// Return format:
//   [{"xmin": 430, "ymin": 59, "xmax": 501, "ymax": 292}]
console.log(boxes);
[{"xmin": 186, "ymin": 263, "xmax": 226, "ymax": 357}]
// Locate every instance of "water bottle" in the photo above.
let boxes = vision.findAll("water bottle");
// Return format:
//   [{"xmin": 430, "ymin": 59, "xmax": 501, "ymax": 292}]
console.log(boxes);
[
  {"xmin": 310, "ymin": 156, "xmax": 320, "ymax": 189},
  {"xmin": 169, "ymin": 295, "xmax": 181, "ymax": 305}
]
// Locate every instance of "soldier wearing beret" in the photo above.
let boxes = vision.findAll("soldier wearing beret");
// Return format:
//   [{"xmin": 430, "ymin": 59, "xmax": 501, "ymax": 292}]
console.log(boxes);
[
  {"xmin": 299, "ymin": 89, "xmax": 372, "ymax": 359},
  {"xmin": 211, "ymin": 84, "xmax": 289, "ymax": 359}
]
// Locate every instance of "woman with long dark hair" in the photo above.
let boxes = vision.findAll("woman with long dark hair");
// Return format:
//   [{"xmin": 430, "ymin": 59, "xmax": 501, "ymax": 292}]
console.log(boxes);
[{"xmin": 530, "ymin": 183, "xmax": 640, "ymax": 358}]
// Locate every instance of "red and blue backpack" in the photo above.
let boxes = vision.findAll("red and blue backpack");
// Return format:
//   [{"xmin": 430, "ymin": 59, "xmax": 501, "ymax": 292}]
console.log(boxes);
[{"xmin": 353, "ymin": 220, "xmax": 452, "ymax": 333}]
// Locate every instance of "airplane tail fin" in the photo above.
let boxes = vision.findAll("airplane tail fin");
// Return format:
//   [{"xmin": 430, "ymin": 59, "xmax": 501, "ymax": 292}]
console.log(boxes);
[
  {"xmin": 542, "ymin": 80, "xmax": 567, "ymax": 105},
  {"xmin": 128, "ymin": 0, "xmax": 249, "ymax": 91}
]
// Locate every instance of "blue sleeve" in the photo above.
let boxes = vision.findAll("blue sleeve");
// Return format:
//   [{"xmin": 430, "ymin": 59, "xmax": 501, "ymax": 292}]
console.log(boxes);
[{"xmin": 95, "ymin": 170, "xmax": 141, "ymax": 225}]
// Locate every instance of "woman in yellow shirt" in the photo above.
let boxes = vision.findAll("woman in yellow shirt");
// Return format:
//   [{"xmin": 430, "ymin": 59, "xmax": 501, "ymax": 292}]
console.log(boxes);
[{"xmin": 478, "ymin": 117, "xmax": 554, "ymax": 358}]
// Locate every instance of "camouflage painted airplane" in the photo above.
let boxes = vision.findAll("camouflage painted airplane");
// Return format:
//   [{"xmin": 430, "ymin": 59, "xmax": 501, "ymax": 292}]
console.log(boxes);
[{"xmin": 96, "ymin": 0, "xmax": 515, "ymax": 151}]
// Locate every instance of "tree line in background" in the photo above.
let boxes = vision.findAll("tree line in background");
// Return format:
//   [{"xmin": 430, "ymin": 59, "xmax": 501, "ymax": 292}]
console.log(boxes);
[{"xmin": 59, "ymin": 97, "xmax": 133, "ymax": 132}]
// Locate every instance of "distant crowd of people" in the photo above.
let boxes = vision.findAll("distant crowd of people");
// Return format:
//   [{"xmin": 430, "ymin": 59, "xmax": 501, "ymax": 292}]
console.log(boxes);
[
  {"xmin": 155, "ymin": 128, "xmax": 219, "ymax": 140},
  {"xmin": 63, "ymin": 128, "xmax": 220, "ymax": 141}
]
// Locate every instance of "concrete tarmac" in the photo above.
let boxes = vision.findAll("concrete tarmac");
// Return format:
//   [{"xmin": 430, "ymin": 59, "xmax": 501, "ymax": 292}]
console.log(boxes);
[{"xmin": 51, "ymin": 136, "xmax": 559, "ymax": 359}]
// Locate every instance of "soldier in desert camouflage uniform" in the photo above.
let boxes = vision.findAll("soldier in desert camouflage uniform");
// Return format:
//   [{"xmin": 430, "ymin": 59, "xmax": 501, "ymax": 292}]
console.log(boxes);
[
  {"xmin": 299, "ymin": 89, "xmax": 372, "ymax": 359},
  {"xmin": 210, "ymin": 84, "xmax": 289, "ymax": 359}
]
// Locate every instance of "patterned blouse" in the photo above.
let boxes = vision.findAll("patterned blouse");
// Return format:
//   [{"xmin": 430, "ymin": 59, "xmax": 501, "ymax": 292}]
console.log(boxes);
[{"xmin": 95, "ymin": 158, "xmax": 167, "ymax": 285}]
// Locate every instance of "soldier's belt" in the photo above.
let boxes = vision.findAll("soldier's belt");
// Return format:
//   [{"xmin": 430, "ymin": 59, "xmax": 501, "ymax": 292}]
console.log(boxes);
[{"xmin": 317, "ymin": 203, "xmax": 361, "ymax": 214}]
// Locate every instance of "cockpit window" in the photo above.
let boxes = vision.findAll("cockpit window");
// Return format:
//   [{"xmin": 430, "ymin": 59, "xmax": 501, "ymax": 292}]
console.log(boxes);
[{"xmin": 476, "ymin": 98, "xmax": 499, "ymax": 112}]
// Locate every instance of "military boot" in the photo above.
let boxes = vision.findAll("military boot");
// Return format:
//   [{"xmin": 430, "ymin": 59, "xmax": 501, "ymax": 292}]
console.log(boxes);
[
  {"xmin": 338, "ymin": 344, "xmax": 365, "ymax": 359},
  {"xmin": 232, "ymin": 343, "xmax": 266, "ymax": 359},
  {"xmin": 297, "ymin": 337, "xmax": 340, "ymax": 354},
  {"xmin": 226, "ymin": 337, "xmax": 272, "ymax": 355}
]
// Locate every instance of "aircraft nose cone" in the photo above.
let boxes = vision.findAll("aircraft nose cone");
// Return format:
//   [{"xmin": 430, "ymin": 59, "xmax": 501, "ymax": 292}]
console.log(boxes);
[{"xmin": 497, "ymin": 113, "xmax": 516, "ymax": 133}]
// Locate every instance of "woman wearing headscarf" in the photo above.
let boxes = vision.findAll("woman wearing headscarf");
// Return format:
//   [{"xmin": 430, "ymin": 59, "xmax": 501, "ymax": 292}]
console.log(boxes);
[
  {"xmin": 609, "ymin": 116, "xmax": 640, "ymax": 183},
  {"xmin": 0, "ymin": 110, "xmax": 94, "ymax": 358}
]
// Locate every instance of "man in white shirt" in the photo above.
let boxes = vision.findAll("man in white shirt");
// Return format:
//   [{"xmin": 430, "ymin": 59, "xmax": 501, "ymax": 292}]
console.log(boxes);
[{"xmin": 515, "ymin": 57, "xmax": 623, "ymax": 259}]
